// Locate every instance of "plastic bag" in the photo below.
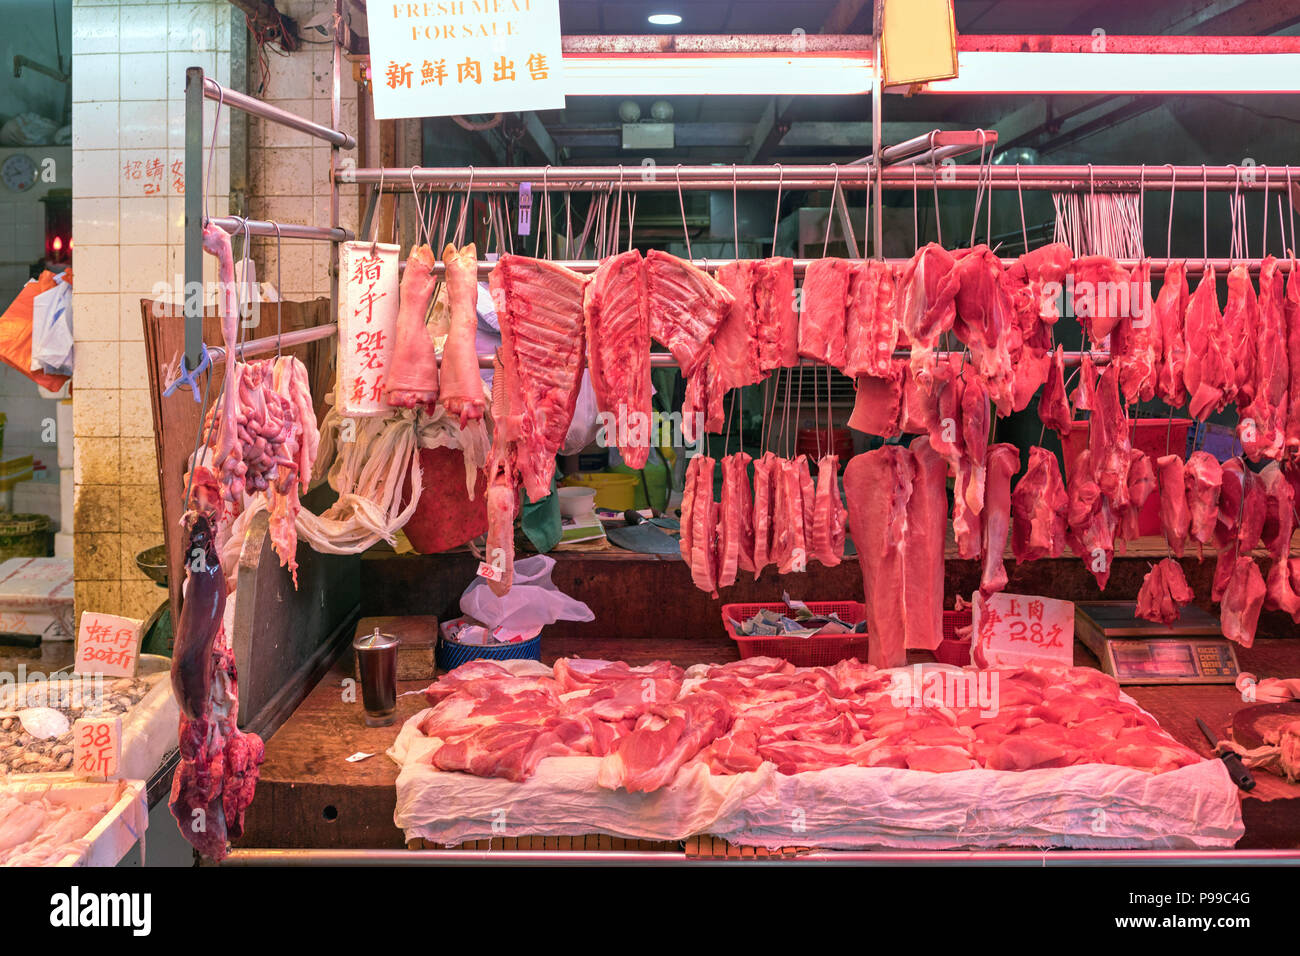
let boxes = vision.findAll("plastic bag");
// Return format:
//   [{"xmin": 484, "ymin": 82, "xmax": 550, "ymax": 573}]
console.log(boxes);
[
  {"xmin": 561, "ymin": 370, "xmax": 601, "ymax": 456},
  {"xmin": 30, "ymin": 276, "xmax": 72, "ymax": 376},
  {"xmin": 460, "ymin": 554, "xmax": 593, "ymax": 633}
]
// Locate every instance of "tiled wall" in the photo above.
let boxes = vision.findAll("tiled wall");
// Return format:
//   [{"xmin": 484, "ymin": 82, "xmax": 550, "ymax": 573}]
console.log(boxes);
[
  {"xmin": 71, "ymin": 0, "xmax": 231, "ymax": 620},
  {"xmin": 245, "ymin": 0, "xmax": 359, "ymax": 299}
]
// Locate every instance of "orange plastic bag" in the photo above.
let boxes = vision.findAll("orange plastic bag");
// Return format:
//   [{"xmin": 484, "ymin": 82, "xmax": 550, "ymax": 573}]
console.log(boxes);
[{"xmin": 0, "ymin": 270, "xmax": 72, "ymax": 392}]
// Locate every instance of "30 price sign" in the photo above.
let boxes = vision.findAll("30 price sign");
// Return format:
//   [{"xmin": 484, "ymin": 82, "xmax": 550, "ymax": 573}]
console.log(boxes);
[
  {"xmin": 74, "ymin": 612, "xmax": 143, "ymax": 677},
  {"xmin": 73, "ymin": 716, "xmax": 121, "ymax": 780}
]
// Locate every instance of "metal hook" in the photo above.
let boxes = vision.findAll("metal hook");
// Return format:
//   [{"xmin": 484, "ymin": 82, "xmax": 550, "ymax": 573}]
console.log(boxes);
[
  {"xmin": 272, "ymin": 219, "xmax": 283, "ymax": 357},
  {"xmin": 1261, "ymin": 166, "xmax": 1271, "ymax": 258},
  {"xmin": 1202, "ymin": 163, "xmax": 1209, "ymax": 262},
  {"xmin": 675, "ymin": 165, "xmax": 692, "ymax": 259},
  {"xmin": 1165, "ymin": 164, "xmax": 1176, "ymax": 261},
  {"xmin": 370, "ymin": 165, "xmax": 386, "ymax": 254},
  {"xmin": 1015, "ymin": 164, "xmax": 1028, "ymax": 253},
  {"xmin": 409, "ymin": 165, "xmax": 426, "ymax": 248},
  {"xmin": 771, "ymin": 163, "xmax": 784, "ymax": 251},
  {"xmin": 732, "ymin": 164, "xmax": 739, "ymax": 260},
  {"xmin": 204, "ymin": 81, "xmax": 226, "ymax": 227},
  {"xmin": 823, "ymin": 164, "xmax": 841, "ymax": 255},
  {"xmin": 455, "ymin": 166, "xmax": 475, "ymax": 248}
]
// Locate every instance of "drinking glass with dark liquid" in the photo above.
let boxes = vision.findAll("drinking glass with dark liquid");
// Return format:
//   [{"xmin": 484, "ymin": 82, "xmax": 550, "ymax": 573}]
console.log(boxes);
[{"xmin": 354, "ymin": 628, "xmax": 399, "ymax": 726}]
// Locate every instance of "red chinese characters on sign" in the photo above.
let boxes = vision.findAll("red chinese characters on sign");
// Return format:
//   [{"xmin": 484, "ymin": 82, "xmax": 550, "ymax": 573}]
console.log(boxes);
[
  {"xmin": 340, "ymin": 242, "xmax": 399, "ymax": 415},
  {"xmin": 971, "ymin": 592, "xmax": 1074, "ymax": 669},
  {"xmin": 122, "ymin": 156, "xmax": 183, "ymax": 196},
  {"xmin": 73, "ymin": 716, "xmax": 121, "ymax": 780},
  {"xmin": 383, "ymin": 52, "xmax": 548, "ymax": 88},
  {"xmin": 74, "ymin": 612, "xmax": 142, "ymax": 677}
]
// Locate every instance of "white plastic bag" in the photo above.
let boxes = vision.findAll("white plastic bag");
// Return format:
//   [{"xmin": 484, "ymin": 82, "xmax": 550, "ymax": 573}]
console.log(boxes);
[
  {"xmin": 460, "ymin": 555, "xmax": 594, "ymax": 633},
  {"xmin": 561, "ymin": 370, "xmax": 601, "ymax": 456},
  {"xmin": 30, "ymin": 276, "xmax": 73, "ymax": 376}
]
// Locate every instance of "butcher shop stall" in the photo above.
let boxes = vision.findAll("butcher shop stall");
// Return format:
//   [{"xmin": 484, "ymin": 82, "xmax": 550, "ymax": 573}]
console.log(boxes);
[{"xmin": 21, "ymin": 0, "xmax": 1300, "ymax": 875}]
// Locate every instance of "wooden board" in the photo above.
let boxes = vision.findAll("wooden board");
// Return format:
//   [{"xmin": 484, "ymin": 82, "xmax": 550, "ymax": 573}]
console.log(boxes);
[{"xmin": 140, "ymin": 296, "xmax": 334, "ymax": 631}]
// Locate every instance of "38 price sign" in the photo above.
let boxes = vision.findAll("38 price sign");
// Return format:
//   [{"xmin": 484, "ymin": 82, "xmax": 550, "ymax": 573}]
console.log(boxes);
[{"xmin": 73, "ymin": 716, "xmax": 121, "ymax": 780}]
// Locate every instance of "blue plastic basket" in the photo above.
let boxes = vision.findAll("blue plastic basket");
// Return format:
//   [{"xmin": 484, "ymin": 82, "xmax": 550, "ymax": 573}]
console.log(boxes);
[{"xmin": 435, "ymin": 631, "xmax": 543, "ymax": 671}]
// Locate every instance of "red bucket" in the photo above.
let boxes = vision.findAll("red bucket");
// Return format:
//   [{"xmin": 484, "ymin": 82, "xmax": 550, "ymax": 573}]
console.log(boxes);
[
  {"xmin": 794, "ymin": 427, "xmax": 853, "ymax": 465},
  {"xmin": 401, "ymin": 446, "xmax": 489, "ymax": 554},
  {"xmin": 1061, "ymin": 418, "xmax": 1191, "ymax": 537}
]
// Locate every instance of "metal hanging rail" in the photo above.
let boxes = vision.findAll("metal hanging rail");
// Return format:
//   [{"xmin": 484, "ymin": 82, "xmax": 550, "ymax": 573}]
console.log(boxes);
[
  {"xmin": 201, "ymin": 75, "xmax": 355, "ymax": 150},
  {"xmin": 182, "ymin": 65, "xmax": 355, "ymax": 375},
  {"xmin": 346, "ymin": 163, "xmax": 1299, "ymax": 192}
]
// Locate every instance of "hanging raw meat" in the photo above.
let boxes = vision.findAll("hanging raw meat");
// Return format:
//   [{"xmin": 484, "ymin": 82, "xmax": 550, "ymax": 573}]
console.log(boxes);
[
  {"xmin": 1155, "ymin": 261, "xmax": 1190, "ymax": 408},
  {"xmin": 1011, "ymin": 446, "xmax": 1068, "ymax": 562},
  {"xmin": 1222, "ymin": 264, "xmax": 1259, "ymax": 407},
  {"xmin": 844, "ymin": 259, "xmax": 897, "ymax": 379},
  {"xmin": 751, "ymin": 451, "xmax": 779, "ymax": 579},
  {"xmin": 945, "ymin": 246, "xmax": 1016, "ymax": 414},
  {"xmin": 1155, "ymin": 454, "xmax": 1190, "ymax": 557},
  {"xmin": 952, "ymin": 369, "xmax": 990, "ymax": 560},
  {"xmin": 1260, "ymin": 463, "xmax": 1300, "ymax": 618},
  {"xmin": 1110, "ymin": 259, "xmax": 1158, "ymax": 404},
  {"xmin": 583, "ymin": 250, "xmax": 652, "ymax": 469},
  {"xmin": 843, "ymin": 437, "xmax": 945, "ymax": 667},
  {"xmin": 811, "ymin": 454, "xmax": 846, "ymax": 567},
  {"xmin": 713, "ymin": 260, "xmax": 762, "ymax": 389},
  {"xmin": 385, "ymin": 244, "xmax": 441, "ymax": 410},
  {"xmin": 490, "ymin": 254, "xmax": 590, "ymax": 502},
  {"xmin": 1089, "ymin": 364, "xmax": 1132, "ymax": 506},
  {"xmin": 754, "ymin": 257, "xmax": 799, "ymax": 371},
  {"xmin": 681, "ymin": 454, "xmax": 720, "ymax": 596},
  {"xmin": 1119, "ymin": 449, "xmax": 1157, "ymax": 546},
  {"xmin": 1185, "ymin": 451, "xmax": 1224, "ymax": 555},
  {"xmin": 980, "ymin": 443, "xmax": 1021, "ymax": 597},
  {"xmin": 1221, "ymin": 556, "xmax": 1266, "ymax": 648},
  {"xmin": 772, "ymin": 456, "xmax": 814, "ymax": 574},
  {"xmin": 439, "ymin": 243, "xmax": 487, "ymax": 426},
  {"xmin": 484, "ymin": 355, "xmax": 522, "ymax": 596},
  {"xmin": 646, "ymin": 249, "xmax": 733, "ymax": 377},
  {"xmin": 1183, "ymin": 265, "xmax": 1234, "ymax": 420},
  {"xmin": 1038, "ymin": 345, "xmax": 1073, "ymax": 437},
  {"xmin": 1136, "ymin": 558, "xmax": 1195, "ymax": 625},
  {"xmin": 896, "ymin": 242, "xmax": 957, "ymax": 389},
  {"xmin": 799, "ymin": 258, "xmax": 850, "ymax": 370},
  {"xmin": 1241, "ymin": 256, "xmax": 1289, "ymax": 461},
  {"xmin": 1066, "ymin": 449, "xmax": 1118, "ymax": 590},
  {"xmin": 847, "ymin": 363, "xmax": 903, "ymax": 437},
  {"xmin": 1071, "ymin": 254, "xmax": 1131, "ymax": 346},
  {"xmin": 168, "ymin": 514, "xmax": 264, "ymax": 861},
  {"xmin": 1072, "ymin": 352, "xmax": 1096, "ymax": 412},
  {"xmin": 1007, "ymin": 242, "xmax": 1072, "ymax": 326},
  {"xmin": 717, "ymin": 452, "xmax": 755, "ymax": 588},
  {"xmin": 1286, "ymin": 261, "xmax": 1300, "ymax": 457}
]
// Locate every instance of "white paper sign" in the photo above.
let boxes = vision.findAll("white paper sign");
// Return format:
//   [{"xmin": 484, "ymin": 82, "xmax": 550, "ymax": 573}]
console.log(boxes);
[
  {"xmin": 338, "ymin": 241, "xmax": 400, "ymax": 416},
  {"xmin": 970, "ymin": 592, "xmax": 1074, "ymax": 669},
  {"xmin": 74, "ymin": 611, "xmax": 143, "ymax": 677},
  {"xmin": 73, "ymin": 715, "xmax": 121, "ymax": 780},
  {"xmin": 366, "ymin": 0, "xmax": 565, "ymax": 120}
]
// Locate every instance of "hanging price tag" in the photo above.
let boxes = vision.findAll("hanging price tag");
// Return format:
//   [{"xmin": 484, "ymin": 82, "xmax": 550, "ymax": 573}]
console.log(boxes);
[
  {"xmin": 73, "ymin": 716, "xmax": 121, "ymax": 780},
  {"xmin": 970, "ymin": 592, "xmax": 1074, "ymax": 669},
  {"xmin": 518, "ymin": 182, "xmax": 532, "ymax": 235},
  {"xmin": 477, "ymin": 561, "xmax": 503, "ymax": 582}
]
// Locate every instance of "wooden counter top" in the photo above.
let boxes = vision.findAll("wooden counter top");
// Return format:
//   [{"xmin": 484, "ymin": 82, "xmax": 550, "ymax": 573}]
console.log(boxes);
[{"xmin": 238, "ymin": 623, "xmax": 1300, "ymax": 854}]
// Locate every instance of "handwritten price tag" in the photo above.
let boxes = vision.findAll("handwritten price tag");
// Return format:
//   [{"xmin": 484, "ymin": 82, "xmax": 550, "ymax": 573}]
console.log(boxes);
[
  {"xmin": 970, "ymin": 592, "xmax": 1074, "ymax": 669},
  {"xmin": 74, "ymin": 612, "xmax": 143, "ymax": 677},
  {"xmin": 476, "ymin": 561, "xmax": 502, "ymax": 582},
  {"xmin": 73, "ymin": 716, "xmax": 121, "ymax": 780}
]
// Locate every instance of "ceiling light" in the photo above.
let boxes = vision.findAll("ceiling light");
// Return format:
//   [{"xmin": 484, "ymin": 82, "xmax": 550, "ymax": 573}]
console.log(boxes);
[{"xmin": 647, "ymin": 14, "xmax": 682, "ymax": 26}]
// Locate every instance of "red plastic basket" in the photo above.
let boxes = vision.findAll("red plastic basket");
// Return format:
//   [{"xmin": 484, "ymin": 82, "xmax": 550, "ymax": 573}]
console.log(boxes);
[
  {"xmin": 721, "ymin": 601, "xmax": 868, "ymax": 667},
  {"xmin": 935, "ymin": 609, "xmax": 973, "ymax": 666}
]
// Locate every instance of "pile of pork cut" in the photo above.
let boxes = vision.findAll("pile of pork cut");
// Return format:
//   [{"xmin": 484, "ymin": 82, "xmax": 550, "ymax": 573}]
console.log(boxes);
[{"xmin": 413, "ymin": 656, "xmax": 1202, "ymax": 790}]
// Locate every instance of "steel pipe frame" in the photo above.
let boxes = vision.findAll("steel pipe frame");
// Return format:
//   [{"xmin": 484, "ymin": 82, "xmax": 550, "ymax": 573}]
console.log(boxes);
[
  {"xmin": 209, "ymin": 216, "xmax": 353, "ymax": 242},
  {"xmin": 220, "ymin": 847, "xmax": 1300, "ymax": 866},
  {"xmin": 202, "ymin": 75, "xmax": 355, "ymax": 149},
  {"xmin": 345, "ymin": 164, "xmax": 1299, "ymax": 192}
]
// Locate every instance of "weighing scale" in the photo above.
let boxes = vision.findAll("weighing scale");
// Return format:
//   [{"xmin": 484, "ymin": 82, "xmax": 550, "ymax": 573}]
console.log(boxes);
[{"xmin": 1075, "ymin": 602, "xmax": 1241, "ymax": 685}]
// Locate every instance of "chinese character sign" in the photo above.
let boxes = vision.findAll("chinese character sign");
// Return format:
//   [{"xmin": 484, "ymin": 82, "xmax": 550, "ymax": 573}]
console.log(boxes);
[
  {"xmin": 338, "ymin": 241, "xmax": 401, "ymax": 416},
  {"xmin": 970, "ymin": 592, "xmax": 1074, "ymax": 669},
  {"xmin": 74, "ymin": 612, "xmax": 143, "ymax": 678},
  {"xmin": 366, "ymin": 0, "xmax": 565, "ymax": 119},
  {"xmin": 73, "ymin": 716, "xmax": 121, "ymax": 780}
]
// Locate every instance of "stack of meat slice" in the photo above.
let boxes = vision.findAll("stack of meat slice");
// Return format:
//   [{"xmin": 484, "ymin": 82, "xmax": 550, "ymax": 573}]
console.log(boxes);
[
  {"xmin": 584, "ymin": 249, "xmax": 652, "ymax": 468},
  {"xmin": 843, "ymin": 436, "xmax": 946, "ymax": 667}
]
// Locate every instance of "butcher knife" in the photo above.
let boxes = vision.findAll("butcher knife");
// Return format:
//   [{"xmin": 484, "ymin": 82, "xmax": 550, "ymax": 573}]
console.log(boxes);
[{"xmin": 1195, "ymin": 717, "xmax": 1255, "ymax": 791}]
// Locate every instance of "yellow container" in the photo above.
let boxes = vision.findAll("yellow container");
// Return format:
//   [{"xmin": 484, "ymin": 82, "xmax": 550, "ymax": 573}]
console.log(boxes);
[{"xmin": 561, "ymin": 472, "xmax": 639, "ymax": 511}]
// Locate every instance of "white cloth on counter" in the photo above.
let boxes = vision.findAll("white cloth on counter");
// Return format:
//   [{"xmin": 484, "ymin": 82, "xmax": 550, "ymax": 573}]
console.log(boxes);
[{"xmin": 388, "ymin": 660, "xmax": 1245, "ymax": 851}]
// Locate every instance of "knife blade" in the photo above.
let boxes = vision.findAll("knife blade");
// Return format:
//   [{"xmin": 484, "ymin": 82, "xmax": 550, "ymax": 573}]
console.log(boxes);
[{"xmin": 1196, "ymin": 717, "xmax": 1255, "ymax": 792}]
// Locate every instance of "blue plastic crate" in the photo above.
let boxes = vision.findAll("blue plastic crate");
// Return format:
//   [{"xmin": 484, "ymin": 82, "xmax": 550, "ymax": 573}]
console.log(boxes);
[{"xmin": 435, "ymin": 632, "xmax": 543, "ymax": 671}]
